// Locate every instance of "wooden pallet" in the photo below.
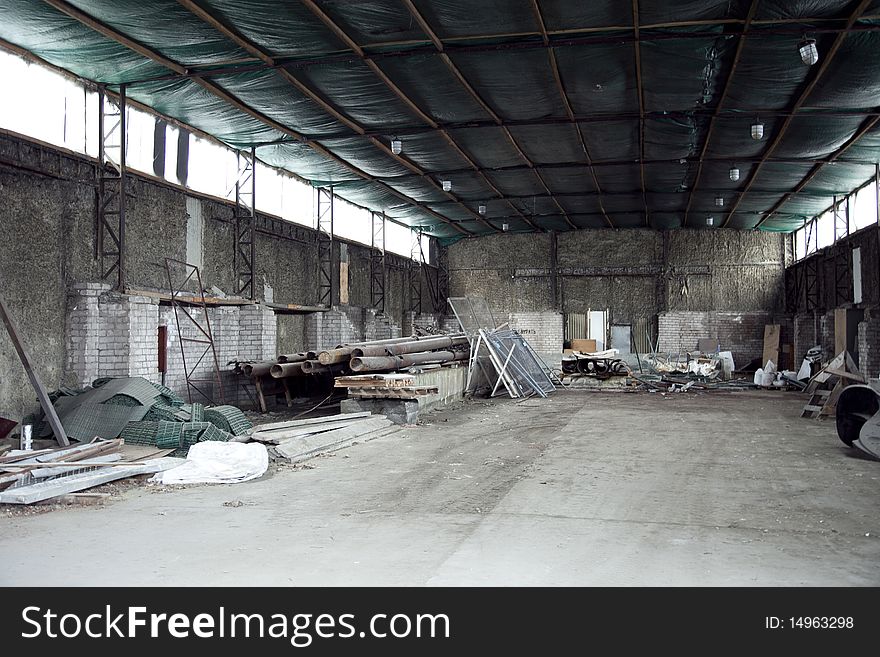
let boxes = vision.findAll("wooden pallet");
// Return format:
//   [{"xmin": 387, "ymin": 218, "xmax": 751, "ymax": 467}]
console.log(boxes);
[
  {"xmin": 801, "ymin": 388, "xmax": 832, "ymax": 418},
  {"xmin": 335, "ymin": 374, "xmax": 416, "ymax": 388},
  {"xmin": 348, "ymin": 386, "xmax": 438, "ymax": 400}
]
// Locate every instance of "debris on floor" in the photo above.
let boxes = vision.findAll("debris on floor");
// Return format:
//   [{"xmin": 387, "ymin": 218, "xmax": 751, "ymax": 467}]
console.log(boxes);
[
  {"xmin": 248, "ymin": 412, "xmax": 398, "ymax": 463},
  {"xmin": 22, "ymin": 377, "xmax": 252, "ymax": 455},
  {"xmin": 335, "ymin": 374, "xmax": 438, "ymax": 400},
  {"xmin": 0, "ymin": 438, "xmax": 183, "ymax": 505}
]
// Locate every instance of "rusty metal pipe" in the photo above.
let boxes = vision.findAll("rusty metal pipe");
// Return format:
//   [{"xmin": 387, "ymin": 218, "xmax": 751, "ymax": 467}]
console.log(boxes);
[
  {"xmin": 300, "ymin": 360, "xmax": 347, "ymax": 375},
  {"xmin": 242, "ymin": 362, "xmax": 275, "ymax": 377},
  {"xmin": 352, "ymin": 335, "xmax": 468, "ymax": 358},
  {"xmin": 270, "ymin": 362, "xmax": 305, "ymax": 378},
  {"xmin": 277, "ymin": 351, "xmax": 315, "ymax": 363},
  {"xmin": 317, "ymin": 346, "xmax": 355, "ymax": 365},
  {"xmin": 349, "ymin": 349, "xmax": 469, "ymax": 372}
]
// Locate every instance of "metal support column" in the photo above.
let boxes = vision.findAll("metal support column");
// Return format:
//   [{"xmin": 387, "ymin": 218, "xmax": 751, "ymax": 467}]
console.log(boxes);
[
  {"xmin": 233, "ymin": 147, "xmax": 256, "ymax": 299},
  {"xmin": 370, "ymin": 211, "xmax": 386, "ymax": 312},
  {"xmin": 833, "ymin": 195, "xmax": 849, "ymax": 242},
  {"xmin": 408, "ymin": 228, "xmax": 423, "ymax": 315},
  {"xmin": 434, "ymin": 243, "xmax": 449, "ymax": 315},
  {"xmin": 550, "ymin": 230, "xmax": 559, "ymax": 311},
  {"xmin": 97, "ymin": 85, "xmax": 127, "ymax": 290},
  {"xmin": 316, "ymin": 186, "xmax": 334, "ymax": 307}
]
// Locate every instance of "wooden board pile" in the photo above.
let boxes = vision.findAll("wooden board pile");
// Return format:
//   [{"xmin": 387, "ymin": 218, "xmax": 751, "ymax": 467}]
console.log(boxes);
[
  {"xmin": 248, "ymin": 411, "xmax": 398, "ymax": 462},
  {"xmin": 334, "ymin": 374, "xmax": 439, "ymax": 400},
  {"xmin": 801, "ymin": 350, "xmax": 865, "ymax": 419},
  {"xmin": 0, "ymin": 439, "xmax": 181, "ymax": 505}
]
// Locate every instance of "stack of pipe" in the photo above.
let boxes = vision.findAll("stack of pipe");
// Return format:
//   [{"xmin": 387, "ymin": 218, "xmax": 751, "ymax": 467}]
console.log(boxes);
[{"xmin": 234, "ymin": 333, "xmax": 469, "ymax": 380}]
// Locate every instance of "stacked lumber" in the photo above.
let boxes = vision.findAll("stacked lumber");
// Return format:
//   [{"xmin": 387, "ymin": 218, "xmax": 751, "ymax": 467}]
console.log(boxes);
[
  {"xmin": 334, "ymin": 374, "xmax": 439, "ymax": 400},
  {"xmin": 249, "ymin": 412, "xmax": 398, "ymax": 462},
  {"xmin": 801, "ymin": 350, "xmax": 865, "ymax": 418},
  {"xmin": 0, "ymin": 439, "xmax": 181, "ymax": 505}
]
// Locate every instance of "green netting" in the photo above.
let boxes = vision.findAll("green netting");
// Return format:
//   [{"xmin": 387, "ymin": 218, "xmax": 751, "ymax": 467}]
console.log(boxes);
[
  {"xmin": 0, "ymin": 1, "xmax": 878, "ymax": 237},
  {"xmin": 155, "ymin": 421, "xmax": 184, "ymax": 449},
  {"xmin": 197, "ymin": 423, "xmax": 234, "ymax": 443},
  {"xmin": 104, "ymin": 394, "xmax": 142, "ymax": 407},
  {"xmin": 120, "ymin": 421, "xmax": 161, "ymax": 446},
  {"xmin": 204, "ymin": 405, "xmax": 252, "ymax": 436},
  {"xmin": 145, "ymin": 402, "xmax": 181, "ymax": 422}
]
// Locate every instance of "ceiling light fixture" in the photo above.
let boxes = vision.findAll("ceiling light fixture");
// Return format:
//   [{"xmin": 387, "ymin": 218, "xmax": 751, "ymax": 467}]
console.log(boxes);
[
  {"xmin": 706, "ymin": 215, "xmax": 715, "ymax": 226},
  {"xmin": 441, "ymin": 180, "xmax": 452, "ymax": 192},
  {"xmin": 715, "ymin": 195, "xmax": 724, "ymax": 207},
  {"xmin": 798, "ymin": 36, "xmax": 818, "ymax": 66},
  {"xmin": 729, "ymin": 165, "xmax": 740, "ymax": 182},
  {"xmin": 478, "ymin": 203, "xmax": 487, "ymax": 215},
  {"xmin": 390, "ymin": 138, "xmax": 402, "ymax": 155},
  {"xmin": 502, "ymin": 222, "xmax": 509, "ymax": 231},
  {"xmin": 750, "ymin": 118, "xmax": 764, "ymax": 140}
]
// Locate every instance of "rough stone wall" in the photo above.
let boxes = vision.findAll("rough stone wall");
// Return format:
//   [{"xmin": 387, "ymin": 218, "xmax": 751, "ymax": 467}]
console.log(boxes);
[
  {"xmin": 0, "ymin": 132, "xmax": 421, "ymax": 418},
  {"xmin": 448, "ymin": 229, "xmax": 787, "ymax": 343}
]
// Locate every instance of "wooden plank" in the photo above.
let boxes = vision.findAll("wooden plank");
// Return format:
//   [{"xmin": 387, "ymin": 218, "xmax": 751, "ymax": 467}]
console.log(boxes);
[
  {"xmin": 762, "ymin": 324, "xmax": 780, "ymax": 368},
  {"xmin": 0, "ymin": 457, "xmax": 181, "ymax": 504},
  {"xmin": 253, "ymin": 411, "xmax": 372, "ymax": 433},
  {"xmin": 250, "ymin": 416, "xmax": 386, "ymax": 444},
  {"xmin": 0, "ymin": 294, "xmax": 69, "ymax": 446},
  {"xmin": 834, "ymin": 309, "xmax": 847, "ymax": 357},
  {"xmin": 825, "ymin": 368, "xmax": 866, "ymax": 383},
  {"xmin": 274, "ymin": 417, "xmax": 394, "ymax": 461}
]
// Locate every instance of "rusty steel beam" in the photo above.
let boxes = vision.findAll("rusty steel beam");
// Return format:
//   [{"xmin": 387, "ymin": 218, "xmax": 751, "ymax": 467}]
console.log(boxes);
[
  {"xmin": 723, "ymin": 0, "xmax": 874, "ymax": 228},
  {"xmin": 40, "ymin": 0, "xmax": 472, "ymax": 236},
  {"xmin": 684, "ymin": 0, "xmax": 760, "ymax": 227}
]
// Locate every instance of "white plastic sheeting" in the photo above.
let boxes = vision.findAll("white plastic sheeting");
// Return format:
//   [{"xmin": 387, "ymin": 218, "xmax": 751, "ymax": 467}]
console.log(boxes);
[{"xmin": 151, "ymin": 441, "xmax": 268, "ymax": 485}]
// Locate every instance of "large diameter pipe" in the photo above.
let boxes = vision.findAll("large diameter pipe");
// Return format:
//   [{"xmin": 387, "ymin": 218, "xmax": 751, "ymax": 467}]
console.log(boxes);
[
  {"xmin": 277, "ymin": 351, "xmax": 315, "ymax": 363},
  {"xmin": 270, "ymin": 362, "xmax": 304, "ymax": 378},
  {"xmin": 242, "ymin": 362, "xmax": 276, "ymax": 377},
  {"xmin": 349, "ymin": 349, "xmax": 469, "ymax": 373},
  {"xmin": 352, "ymin": 335, "xmax": 469, "ymax": 358},
  {"xmin": 318, "ymin": 346, "xmax": 355, "ymax": 365},
  {"xmin": 300, "ymin": 360, "xmax": 348, "ymax": 375}
]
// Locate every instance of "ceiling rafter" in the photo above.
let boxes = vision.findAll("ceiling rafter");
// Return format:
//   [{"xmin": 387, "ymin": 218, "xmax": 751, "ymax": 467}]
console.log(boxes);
[
  {"xmin": 174, "ymin": 0, "xmax": 498, "ymax": 234},
  {"xmin": 38, "ymin": 0, "xmax": 474, "ymax": 236},
  {"xmin": 757, "ymin": 113, "xmax": 880, "ymax": 227},
  {"xmin": 123, "ymin": 18, "xmax": 880, "ymax": 87},
  {"xmin": 683, "ymin": 0, "xmax": 760, "ymax": 227},
  {"xmin": 300, "ymin": 0, "xmax": 544, "ymax": 233},
  {"xmin": 530, "ymin": 0, "xmax": 612, "ymax": 229},
  {"xmin": 722, "ymin": 0, "xmax": 873, "ymax": 228},
  {"xmin": 631, "ymin": 0, "xmax": 649, "ymax": 227},
  {"xmin": 399, "ymin": 0, "xmax": 575, "ymax": 230}
]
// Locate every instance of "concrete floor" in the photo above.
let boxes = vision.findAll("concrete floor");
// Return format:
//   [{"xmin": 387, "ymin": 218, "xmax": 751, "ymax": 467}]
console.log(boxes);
[{"xmin": 1, "ymin": 389, "xmax": 878, "ymax": 586}]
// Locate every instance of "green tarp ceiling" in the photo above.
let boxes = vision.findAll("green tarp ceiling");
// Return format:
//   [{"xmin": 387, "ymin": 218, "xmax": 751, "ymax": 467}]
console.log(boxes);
[{"xmin": 2, "ymin": 0, "xmax": 880, "ymax": 243}]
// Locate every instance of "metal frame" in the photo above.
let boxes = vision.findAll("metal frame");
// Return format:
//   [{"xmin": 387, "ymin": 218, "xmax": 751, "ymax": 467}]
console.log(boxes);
[
  {"xmin": 316, "ymin": 185, "xmax": 334, "ymax": 307},
  {"xmin": 164, "ymin": 258, "xmax": 224, "ymax": 405},
  {"xmin": 833, "ymin": 195, "xmax": 850, "ymax": 242},
  {"xmin": 97, "ymin": 85, "xmax": 126, "ymax": 290},
  {"xmin": 408, "ymin": 228, "xmax": 423, "ymax": 314},
  {"xmin": 233, "ymin": 146, "xmax": 256, "ymax": 299},
  {"xmin": 834, "ymin": 243, "xmax": 852, "ymax": 305},
  {"xmin": 370, "ymin": 210, "xmax": 386, "ymax": 312}
]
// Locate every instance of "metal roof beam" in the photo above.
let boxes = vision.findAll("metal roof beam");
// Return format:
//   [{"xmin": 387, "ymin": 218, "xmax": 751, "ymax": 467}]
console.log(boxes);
[
  {"xmin": 400, "ymin": 0, "xmax": 570, "ymax": 231},
  {"xmin": 632, "ymin": 0, "xmax": 649, "ymax": 227},
  {"xmin": 757, "ymin": 112, "xmax": 880, "ymax": 227},
  {"xmin": 302, "ymin": 0, "xmax": 542, "ymax": 232},
  {"xmin": 722, "ymin": 0, "xmax": 873, "ymax": 228},
  {"xmin": 531, "ymin": 0, "xmax": 610, "ymax": 229},
  {"xmin": 39, "ymin": 0, "xmax": 471, "ymax": 236},
  {"xmin": 684, "ymin": 0, "xmax": 759, "ymax": 227},
  {"xmin": 176, "ymin": 0, "xmax": 498, "ymax": 233}
]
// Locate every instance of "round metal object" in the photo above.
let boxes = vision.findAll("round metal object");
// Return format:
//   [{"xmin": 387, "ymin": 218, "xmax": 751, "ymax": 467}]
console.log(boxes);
[{"xmin": 835, "ymin": 384, "xmax": 880, "ymax": 447}]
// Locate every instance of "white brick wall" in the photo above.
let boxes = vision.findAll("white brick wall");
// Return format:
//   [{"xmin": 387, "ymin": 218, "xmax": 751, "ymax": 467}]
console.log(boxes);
[{"xmin": 507, "ymin": 312, "xmax": 564, "ymax": 353}]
